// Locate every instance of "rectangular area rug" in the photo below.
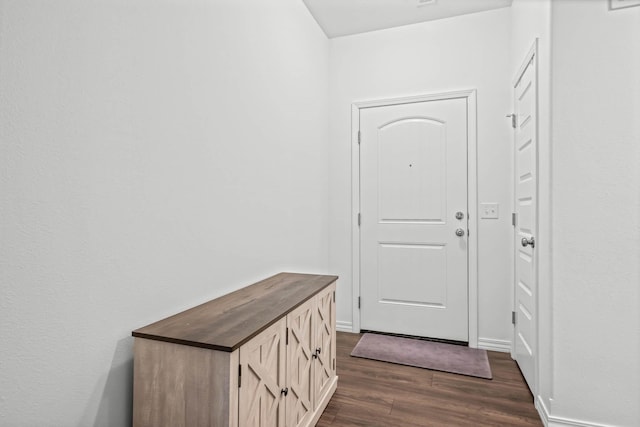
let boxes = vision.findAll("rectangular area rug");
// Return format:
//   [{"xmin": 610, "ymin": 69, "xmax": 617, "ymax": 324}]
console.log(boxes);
[{"xmin": 350, "ymin": 333, "xmax": 492, "ymax": 379}]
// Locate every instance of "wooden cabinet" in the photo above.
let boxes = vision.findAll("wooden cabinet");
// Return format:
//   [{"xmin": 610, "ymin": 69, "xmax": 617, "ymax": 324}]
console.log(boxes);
[
  {"xmin": 239, "ymin": 285, "xmax": 336, "ymax": 427},
  {"xmin": 239, "ymin": 318, "xmax": 287, "ymax": 427},
  {"xmin": 132, "ymin": 273, "xmax": 338, "ymax": 427},
  {"xmin": 286, "ymin": 299, "xmax": 314, "ymax": 427},
  {"xmin": 313, "ymin": 285, "xmax": 336, "ymax": 409}
]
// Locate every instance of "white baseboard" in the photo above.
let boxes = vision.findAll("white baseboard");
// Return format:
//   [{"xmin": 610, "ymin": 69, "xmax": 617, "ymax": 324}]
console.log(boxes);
[
  {"xmin": 537, "ymin": 397, "xmax": 551, "ymax": 426},
  {"xmin": 536, "ymin": 396, "xmax": 617, "ymax": 427},
  {"xmin": 336, "ymin": 320, "xmax": 353, "ymax": 333},
  {"xmin": 477, "ymin": 337, "xmax": 511, "ymax": 353}
]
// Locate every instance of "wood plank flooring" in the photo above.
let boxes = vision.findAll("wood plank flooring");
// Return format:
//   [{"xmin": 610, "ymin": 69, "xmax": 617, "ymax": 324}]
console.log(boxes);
[{"xmin": 317, "ymin": 332, "xmax": 542, "ymax": 427}]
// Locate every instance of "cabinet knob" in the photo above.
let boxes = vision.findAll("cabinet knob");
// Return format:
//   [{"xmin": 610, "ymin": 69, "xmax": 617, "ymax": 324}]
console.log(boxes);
[{"xmin": 280, "ymin": 387, "xmax": 288, "ymax": 397}]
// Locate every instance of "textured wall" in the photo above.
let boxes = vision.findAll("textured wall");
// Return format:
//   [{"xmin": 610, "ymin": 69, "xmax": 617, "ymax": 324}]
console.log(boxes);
[
  {"xmin": 0, "ymin": 0, "xmax": 329, "ymax": 425},
  {"xmin": 550, "ymin": 1, "xmax": 640, "ymax": 425},
  {"xmin": 328, "ymin": 8, "xmax": 513, "ymax": 347}
]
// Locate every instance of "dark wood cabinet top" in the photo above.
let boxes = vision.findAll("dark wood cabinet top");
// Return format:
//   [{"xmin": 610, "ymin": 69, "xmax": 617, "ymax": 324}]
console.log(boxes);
[{"xmin": 132, "ymin": 272, "xmax": 338, "ymax": 352}]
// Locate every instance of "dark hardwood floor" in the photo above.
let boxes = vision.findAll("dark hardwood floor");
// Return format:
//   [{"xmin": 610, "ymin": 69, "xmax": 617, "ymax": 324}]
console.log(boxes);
[{"xmin": 317, "ymin": 332, "xmax": 542, "ymax": 427}]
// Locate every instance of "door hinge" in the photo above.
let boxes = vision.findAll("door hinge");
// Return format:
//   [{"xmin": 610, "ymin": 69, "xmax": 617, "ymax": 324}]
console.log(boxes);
[
  {"xmin": 358, "ymin": 296, "xmax": 361, "ymax": 309},
  {"xmin": 512, "ymin": 311, "xmax": 517, "ymax": 325},
  {"xmin": 357, "ymin": 130, "xmax": 361, "ymax": 145},
  {"xmin": 512, "ymin": 212, "xmax": 517, "ymax": 227},
  {"xmin": 238, "ymin": 364, "xmax": 242, "ymax": 388},
  {"xmin": 357, "ymin": 213, "xmax": 361, "ymax": 227},
  {"xmin": 286, "ymin": 327, "xmax": 289, "ymax": 345},
  {"xmin": 333, "ymin": 358, "xmax": 336, "ymax": 371},
  {"xmin": 507, "ymin": 113, "xmax": 516, "ymax": 129},
  {"xmin": 333, "ymin": 291, "xmax": 336, "ymax": 302}
]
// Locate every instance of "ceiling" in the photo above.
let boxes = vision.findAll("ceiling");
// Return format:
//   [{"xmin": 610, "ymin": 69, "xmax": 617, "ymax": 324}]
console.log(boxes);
[{"xmin": 303, "ymin": 0, "xmax": 513, "ymax": 38}]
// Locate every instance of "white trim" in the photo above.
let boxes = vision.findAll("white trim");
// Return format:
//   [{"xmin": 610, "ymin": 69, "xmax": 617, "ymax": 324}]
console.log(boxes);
[
  {"xmin": 350, "ymin": 89, "xmax": 479, "ymax": 348},
  {"xmin": 477, "ymin": 337, "xmax": 511, "ymax": 353},
  {"xmin": 336, "ymin": 320, "xmax": 353, "ymax": 333},
  {"xmin": 353, "ymin": 89, "xmax": 480, "ymax": 110},
  {"xmin": 609, "ymin": 0, "xmax": 640, "ymax": 11},
  {"xmin": 467, "ymin": 90, "xmax": 478, "ymax": 349},
  {"xmin": 536, "ymin": 397, "xmax": 550, "ymax": 426},
  {"xmin": 546, "ymin": 416, "xmax": 619, "ymax": 427},
  {"xmin": 351, "ymin": 103, "xmax": 361, "ymax": 333},
  {"xmin": 536, "ymin": 396, "xmax": 618, "ymax": 427}
]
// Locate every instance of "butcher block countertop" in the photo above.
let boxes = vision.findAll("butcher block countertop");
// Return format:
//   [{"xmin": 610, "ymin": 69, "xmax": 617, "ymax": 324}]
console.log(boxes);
[{"xmin": 132, "ymin": 272, "xmax": 338, "ymax": 352}]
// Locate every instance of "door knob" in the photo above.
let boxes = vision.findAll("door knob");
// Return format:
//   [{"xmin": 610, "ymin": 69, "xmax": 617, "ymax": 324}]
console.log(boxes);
[
  {"xmin": 521, "ymin": 237, "xmax": 535, "ymax": 248},
  {"xmin": 455, "ymin": 228, "xmax": 465, "ymax": 237}
]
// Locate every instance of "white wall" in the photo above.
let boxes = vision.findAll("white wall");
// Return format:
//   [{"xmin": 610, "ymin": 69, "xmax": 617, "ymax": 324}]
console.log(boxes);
[
  {"xmin": 549, "ymin": 1, "xmax": 640, "ymax": 425},
  {"xmin": 509, "ymin": 0, "xmax": 554, "ymax": 417},
  {"xmin": 328, "ymin": 8, "xmax": 513, "ymax": 347},
  {"xmin": 0, "ymin": 0, "xmax": 329, "ymax": 425}
]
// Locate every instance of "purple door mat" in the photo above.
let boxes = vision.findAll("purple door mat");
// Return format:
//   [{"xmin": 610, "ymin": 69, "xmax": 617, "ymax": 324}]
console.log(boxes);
[{"xmin": 350, "ymin": 333, "xmax": 492, "ymax": 379}]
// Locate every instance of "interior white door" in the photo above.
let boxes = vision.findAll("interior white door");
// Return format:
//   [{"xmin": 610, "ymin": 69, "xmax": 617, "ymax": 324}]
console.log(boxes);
[
  {"xmin": 360, "ymin": 97, "xmax": 469, "ymax": 342},
  {"xmin": 513, "ymin": 53, "xmax": 538, "ymax": 392}
]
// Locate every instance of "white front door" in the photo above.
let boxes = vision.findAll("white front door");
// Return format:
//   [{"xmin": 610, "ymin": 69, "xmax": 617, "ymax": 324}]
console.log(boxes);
[
  {"xmin": 513, "ymin": 50, "xmax": 538, "ymax": 392},
  {"xmin": 359, "ymin": 97, "xmax": 469, "ymax": 342}
]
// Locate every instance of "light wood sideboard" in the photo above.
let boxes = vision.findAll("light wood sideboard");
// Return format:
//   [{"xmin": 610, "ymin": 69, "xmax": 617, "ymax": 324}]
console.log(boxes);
[{"xmin": 132, "ymin": 272, "xmax": 338, "ymax": 427}]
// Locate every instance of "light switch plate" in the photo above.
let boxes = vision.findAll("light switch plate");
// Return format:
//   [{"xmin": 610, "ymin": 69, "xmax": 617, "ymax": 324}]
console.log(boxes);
[{"xmin": 480, "ymin": 203, "xmax": 499, "ymax": 219}]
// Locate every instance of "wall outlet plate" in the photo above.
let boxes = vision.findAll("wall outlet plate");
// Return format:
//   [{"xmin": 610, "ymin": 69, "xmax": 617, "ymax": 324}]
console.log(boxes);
[{"xmin": 480, "ymin": 203, "xmax": 499, "ymax": 219}]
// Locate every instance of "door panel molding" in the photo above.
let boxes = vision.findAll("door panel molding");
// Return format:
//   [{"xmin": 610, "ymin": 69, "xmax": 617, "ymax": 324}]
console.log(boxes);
[{"xmin": 351, "ymin": 89, "xmax": 478, "ymax": 348}]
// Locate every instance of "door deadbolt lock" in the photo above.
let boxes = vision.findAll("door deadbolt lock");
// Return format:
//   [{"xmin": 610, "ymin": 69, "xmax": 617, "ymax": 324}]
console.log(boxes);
[
  {"xmin": 455, "ymin": 211, "xmax": 465, "ymax": 220},
  {"xmin": 455, "ymin": 228, "xmax": 465, "ymax": 237},
  {"xmin": 521, "ymin": 237, "xmax": 535, "ymax": 248}
]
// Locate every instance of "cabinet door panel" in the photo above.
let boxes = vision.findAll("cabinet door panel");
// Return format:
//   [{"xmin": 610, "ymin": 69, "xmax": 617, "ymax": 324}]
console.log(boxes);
[
  {"xmin": 239, "ymin": 318, "xmax": 286, "ymax": 427},
  {"xmin": 314, "ymin": 283, "xmax": 336, "ymax": 406},
  {"xmin": 286, "ymin": 299, "xmax": 315, "ymax": 427}
]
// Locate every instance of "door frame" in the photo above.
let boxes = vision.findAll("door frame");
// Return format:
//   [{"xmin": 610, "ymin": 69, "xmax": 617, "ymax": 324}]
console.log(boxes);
[
  {"xmin": 511, "ymin": 39, "xmax": 539, "ymax": 393},
  {"xmin": 350, "ymin": 89, "xmax": 479, "ymax": 348}
]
